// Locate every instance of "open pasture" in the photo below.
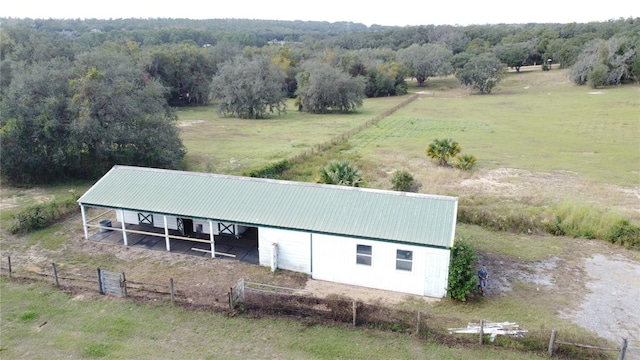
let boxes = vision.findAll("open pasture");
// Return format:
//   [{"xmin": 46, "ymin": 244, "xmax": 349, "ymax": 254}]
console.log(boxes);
[
  {"xmin": 175, "ymin": 96, "xmax": 409, "ymax": 174},
  {"xmin": 350, "ymin": 68, "xmax": 639, "ymax": 187}
]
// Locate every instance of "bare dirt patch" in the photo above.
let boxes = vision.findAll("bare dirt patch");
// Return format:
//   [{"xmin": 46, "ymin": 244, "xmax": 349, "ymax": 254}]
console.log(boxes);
[
  {"xmin": 478, "ymin": 237, "xmax": 640, "ymax": 344},
  {"xmin": 177, "ymin": 120, "xmax": 205, "ymax": 127},
  {"xmin": 0, "ymin": 188, "xmax": 53, "ymax": 210},
  {"xmin": 303, "ymin": 279, "xmax": 439, "ymax": 306}
]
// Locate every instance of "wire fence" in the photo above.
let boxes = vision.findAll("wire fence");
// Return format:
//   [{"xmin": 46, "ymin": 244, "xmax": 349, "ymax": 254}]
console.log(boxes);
[
  {"xmin": 287, "ymin": 94, "xmax": 419, "ymax": 165},
  {"xmin": 2, "ymin": 254, "xmax": 635, "ymax": 359}
]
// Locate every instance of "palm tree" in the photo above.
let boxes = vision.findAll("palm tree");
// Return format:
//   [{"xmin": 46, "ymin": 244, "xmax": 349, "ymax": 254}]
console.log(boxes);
[
  {"xmin": 426, "ymin": 138, "xmax": 461, "ymax": 166},
  {"xmin": 318, "ymin": 160, "xmax": 364, "ymax": 187}
]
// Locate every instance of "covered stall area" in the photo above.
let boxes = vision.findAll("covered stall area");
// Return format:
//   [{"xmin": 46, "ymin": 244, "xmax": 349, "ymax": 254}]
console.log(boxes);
[{"xmin": 80, "ymin": 206, "xmax": 259, "ymax": 263}]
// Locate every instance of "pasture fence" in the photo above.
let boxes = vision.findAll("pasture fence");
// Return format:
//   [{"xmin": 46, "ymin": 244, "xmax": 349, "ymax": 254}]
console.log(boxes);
[
  {"xmin": 547, "ymin": 329, "xmax": 638, "ymax": 359},
  {"xmin": 287, "ymin": 94, "xmax": 419, "ymax": 165},
  {"xmin": 0, "ymin": 254, "xmax": 626, "ymax": 358}
]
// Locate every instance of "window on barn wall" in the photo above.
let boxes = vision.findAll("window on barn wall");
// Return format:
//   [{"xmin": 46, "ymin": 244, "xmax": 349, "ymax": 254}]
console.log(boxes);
[
  {"xmin": 396, "ymin": 249, "xmax": 413, "ymax": 271},
  {"xmin": 356, "ymin": 244, "xmax": 372, "ymax": 266},
  {"xmin": 138, "ymin": 213, "xmax": 154, "ymax": 226}
]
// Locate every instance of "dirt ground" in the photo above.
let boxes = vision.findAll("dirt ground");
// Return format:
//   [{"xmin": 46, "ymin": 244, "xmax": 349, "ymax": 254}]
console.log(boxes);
[{"xmin": 2, "ymin": 166, "xmax": 639, "ymax": 350}]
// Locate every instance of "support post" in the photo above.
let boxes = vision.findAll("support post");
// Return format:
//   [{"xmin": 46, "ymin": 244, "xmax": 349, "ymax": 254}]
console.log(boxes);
[
  {"xmin": 80, "ymin": 205, "xmax": 89, "ymax": 239},
  {"xmin": 271, "ymin": 243, "xmax": 278, "ymax": 272},
  {"xmin": 479, "ymin": 319, "xmax": 484, "ymax": 345},
  {"xmin": 209, "ymin": 220, "xmax": 215, "ymax": 258},
  {"xmin": 52, "ymin": 263, "xmax": 59, "ymax": 287},
  {"xmin": 8, "ymin": 256, "xmax": 11, "ymax": 278},
  {"xmin": 119, "ymin": 209, "xmax": 128, "ymax": 246},
  {"xmin": 164, "ymin": 215, "xmax": 170, "ymax": 251},
  {"xmin": 416, "ymin": 311, "xmax": 421, "ymax": 335},
  {"xmin": 618, "ymin": 338, "xmax": 627, "ymax": 360},
  {"xmin": 97, "ymin": 268, "xmax": 103, "ymax": 294},
  {"xmin": 352, "ymin": 300, "xmax": 357, "ymax": 327},
  {"xmin": 548, "ymin": 329, "xmax": 557, "ymax": 357},
  {"xmin": 170, "ymin": 278, "xmax": 175, "ymax": 305}
]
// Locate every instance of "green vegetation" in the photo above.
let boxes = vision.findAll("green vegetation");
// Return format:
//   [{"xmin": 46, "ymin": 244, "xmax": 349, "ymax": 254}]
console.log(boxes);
[
  {"xmin": 1, "ymin": 279, "xmax": 552, "ymax": 359},
  {"xmin": 176, "ymin": 96, "xmax": 408, "ymax": 174},
  {"xmin": 211, "ymin": 55, "xmax": 287, "ymax": 119},
  {"xmin": 349, "ymin": 69, "xmax": 639, "ymax": 187},
  {"xmin": 455, "ymin": 154, "xmax": 477, "ymax": 171},
  {"xmin": 390, "ymin": 170, "xmax": 419, "ymax": 192},
  {"xmin": 426, "ymin": 138, "xmax": 461, "ymax": 166},
  {"xmin": 317, "ymin": 160, "xmax": 364, "ymax": 187},
  {"xmin": 8, "ymin": 193, "xmax": 78, "ymax": 234},
  {"xmin": 447, "ymin": 239, "xmax": 478, "ymax": 301},
  {"xmin": 455, "ymin": 53, "xmax": 504, "ymax": 93}
]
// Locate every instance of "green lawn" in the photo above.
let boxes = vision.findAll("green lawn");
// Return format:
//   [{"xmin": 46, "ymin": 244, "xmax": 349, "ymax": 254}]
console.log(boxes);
[{"xmin": 0, "ymin": 278, "xmax": 550, "ymax": 359}]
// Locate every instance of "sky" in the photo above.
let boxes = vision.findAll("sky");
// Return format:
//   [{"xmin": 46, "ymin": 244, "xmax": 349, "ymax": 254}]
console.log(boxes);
[{"xmin": 2, "ymin": 0, "xmax": 637, "ymax": 27}]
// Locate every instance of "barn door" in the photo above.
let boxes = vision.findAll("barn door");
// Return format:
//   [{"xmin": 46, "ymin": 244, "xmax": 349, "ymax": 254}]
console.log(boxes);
[
  {"xmin": 177, "ymin": 218, "xmax": 194, "ymax": 236},
  {"xmin": 424, "ymin": 252, "xmax": 449, "ymax": 297}
]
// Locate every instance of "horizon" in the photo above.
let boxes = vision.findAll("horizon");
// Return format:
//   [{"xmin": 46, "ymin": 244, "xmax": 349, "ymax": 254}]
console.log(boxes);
[{"xmin": 1, "ymin": 1, "xmax": 637, "ymax": 27}]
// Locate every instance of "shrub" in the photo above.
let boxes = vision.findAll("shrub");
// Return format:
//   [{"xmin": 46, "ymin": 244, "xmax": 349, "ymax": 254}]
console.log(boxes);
[
  {"xmin": 426, "ymin": 138, "xmax": 460, "ymax": 166},
  {"xmin": 317, "ymin": 160, "xmax": 363, "ymax": 187},
  {"xmin": 10, "ymin": 196, "xmax": 78, "ymax": 234},
  {"xmin": 605, "ymin": 220, "xmax": 640, "ymax": 249},
  {"xmin": 588, "ymin": 64, "xmax": 608, "ymax": 88},
  {"xmin": 455, "ymin": 154, "xmax": 477, "ymax": 171},
  {"xmin": 447, "ymin": 239, "xmax": 477, "ymax": 302},
  {"xmin": 244, "ymin": 159, "xmax": 291, "ymax": 178},
  {"xmin": 390, "ymin": 170, "xmax": 420, "ymax": 192}
]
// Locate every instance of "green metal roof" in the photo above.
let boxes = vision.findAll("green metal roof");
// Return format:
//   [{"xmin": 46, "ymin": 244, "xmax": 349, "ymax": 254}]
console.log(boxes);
[{"xmin": 78, "ymin": 166, "xmax": 458, "ymax": 248}]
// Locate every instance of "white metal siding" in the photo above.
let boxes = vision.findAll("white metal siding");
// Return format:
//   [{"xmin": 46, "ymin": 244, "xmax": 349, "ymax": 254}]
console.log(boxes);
[
  {"xmin": 312, "ymin": 234, "xmax": 438, "ymax": 296},
  {"xmin": 258, "ymin": 227, "xmax": 311, "ymax": 273}
]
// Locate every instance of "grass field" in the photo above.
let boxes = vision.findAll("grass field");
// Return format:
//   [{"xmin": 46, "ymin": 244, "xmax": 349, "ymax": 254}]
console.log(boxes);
[
  {"xmin": 175, "ymin": 96, "xmax": 410, "ymax": 174},
  {"xmin": 0, "ymin": 278, "xmax": 553, "ymax": 359},
  {"xmin": 349, "ymin": 68, "xmax": 639, "ymax": 187},
  {"xmin": 1, "ymin": 66, "xmax": 638, "ymax": 359}
]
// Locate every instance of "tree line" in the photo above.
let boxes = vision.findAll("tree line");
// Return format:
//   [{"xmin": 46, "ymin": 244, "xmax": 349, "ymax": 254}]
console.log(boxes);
[{"xmin": 1, "ymin": 17, "xmax": 638, "ymax": 184}]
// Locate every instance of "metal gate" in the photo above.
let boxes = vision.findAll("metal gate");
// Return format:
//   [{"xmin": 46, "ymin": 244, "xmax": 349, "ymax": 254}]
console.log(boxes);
[{"xmin": 99, "ymin": 269, "xmax": 127, "ymax": 297}]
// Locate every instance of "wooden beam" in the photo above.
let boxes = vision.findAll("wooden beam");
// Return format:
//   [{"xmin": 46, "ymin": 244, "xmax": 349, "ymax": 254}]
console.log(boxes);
[
  {"xmin": 190, "ymin": 248, "xmax": 236, "ymax": 258},
  {"xmin": 86, "ymin": 209, "xmax": 113, "ymax": 223}
]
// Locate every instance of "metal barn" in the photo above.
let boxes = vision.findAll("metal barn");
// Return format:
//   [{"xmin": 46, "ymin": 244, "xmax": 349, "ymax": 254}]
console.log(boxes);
[{"xmin": 78, "ymin": 165, "xmax": 458, "ymax": 298}]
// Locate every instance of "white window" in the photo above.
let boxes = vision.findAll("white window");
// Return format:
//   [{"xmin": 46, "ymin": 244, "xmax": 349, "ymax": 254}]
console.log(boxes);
[
  {"xmin": 396, "ymin": 249, "xmax": 413, "ymax": 271},
  {"xmin": 356, "ymin": 244, "xmax": 372, "ymax": 266}
]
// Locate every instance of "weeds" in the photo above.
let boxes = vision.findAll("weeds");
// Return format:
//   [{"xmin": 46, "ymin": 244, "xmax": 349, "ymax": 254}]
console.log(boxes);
[{"xmin": 9, "ymin": 195, "xmax": 78, "ymax": 234}]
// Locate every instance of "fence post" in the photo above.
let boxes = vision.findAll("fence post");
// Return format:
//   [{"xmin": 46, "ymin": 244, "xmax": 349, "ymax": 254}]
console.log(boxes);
[
  {"xmin": 548, "ymin": 329, "xmax": 557, "ymax": 357},
  {"xmin": 352, "ymin": 300, "xmax": 357, "ymax": 327},
  {"xmin": 8, "ymin": 256, "xmax": 11, "ymax": 278},
  {"xmin": 52, "ymin": 263, "xmax": 59, "ymax": 287},
  {"xmin": 97, "ymin": 268, "xmax": 103, "ymax": 294},
  {"xmin": 170, "ymin": 278, "xmax": 175, "ymax": 305},
  {"xmin": 121, "ymin": 272, "xmax": 127, "ymax": 297},
  {"xmin": 479, "ymin": 319, "xmax": 484, "ymax": 345},
  {"xmin": 416, "ymin": 311, "xmax": 421, "ymax": 335},
  {"xmin": 619, "ymin": 338, "xmax": 627, "ymax": 360}
]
